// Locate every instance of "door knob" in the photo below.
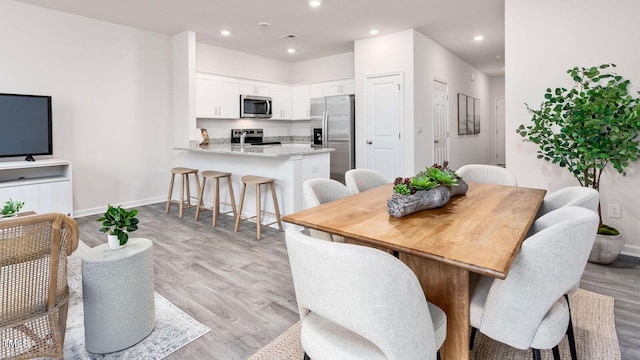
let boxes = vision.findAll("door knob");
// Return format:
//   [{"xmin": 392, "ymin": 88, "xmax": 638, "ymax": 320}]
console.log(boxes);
[{"xmin": 366, "ymin": 140, "xmax": 373, "ymax": 144}]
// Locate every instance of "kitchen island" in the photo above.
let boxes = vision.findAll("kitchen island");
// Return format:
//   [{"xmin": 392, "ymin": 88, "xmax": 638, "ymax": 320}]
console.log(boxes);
[{"xmin": 173, "ymin": 144, "xmax": 333, "ymax": 229}]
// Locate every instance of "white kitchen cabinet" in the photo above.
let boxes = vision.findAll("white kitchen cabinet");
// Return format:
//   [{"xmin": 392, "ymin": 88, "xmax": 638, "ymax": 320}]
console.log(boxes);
[
  {"xmin": 196, "ymin": 74, "xmax": 240, "ymax": 119},
  {"xmin": 323, "ymin": 79, "xmax": 355, "ymax": 96},
  {"xmin": 239, "ymin": 80, "xmax": 270, "ymax": 97},
  {"xmin": 309, "ymin": 83, "xmax": 324, "ymax": 99},
  {"xmin": 270, "ymin": 84, "xmax": 292, "ymax": 120},
  {"xmin": 292, "ymin": 85, "xmax": 311, "ymax": 120}
]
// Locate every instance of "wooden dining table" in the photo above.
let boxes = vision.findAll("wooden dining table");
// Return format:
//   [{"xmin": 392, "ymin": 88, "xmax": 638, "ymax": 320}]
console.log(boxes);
[{"xmin": 282, "ymin": 182, "xmax": 546, "ymax": 360}]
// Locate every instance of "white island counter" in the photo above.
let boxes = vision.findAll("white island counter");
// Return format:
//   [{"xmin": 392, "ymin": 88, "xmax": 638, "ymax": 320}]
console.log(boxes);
[{"xmin": 173, "ymin": 144, "xmax": 333, "ymax": 229}]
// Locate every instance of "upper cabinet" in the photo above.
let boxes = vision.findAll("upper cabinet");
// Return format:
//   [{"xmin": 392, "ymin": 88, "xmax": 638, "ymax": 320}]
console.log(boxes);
[
  {"xmin": 270, "ymin": 84, "xmax": 292, "ymax": 120},
  {"xmin": 309, "ymin": 84, "xmax": 324, "ymax": 99},
  {"xmin": 240, "ymin": 80, "xmax": 270, "ymax": 97},
  {"xmin": 292, "ymin": 85, "xmax": 310, "ymax": 120},
  {"xmin": 323, "ymin": 79, "xmax": 355, "ymax": 96},
  {"xmin": 196, "ymin": 74, "xmax": 240, "ymax": 119}
]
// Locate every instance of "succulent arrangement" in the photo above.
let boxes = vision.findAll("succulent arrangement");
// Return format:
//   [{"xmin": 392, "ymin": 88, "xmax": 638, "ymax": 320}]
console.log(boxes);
[
  {"xmin": 393, "ymin": 161, "xmax": 459, "ymax": 195},
  {"xmin": 1, "ymin": 198, "xmax": 24, "ymax": 217}
]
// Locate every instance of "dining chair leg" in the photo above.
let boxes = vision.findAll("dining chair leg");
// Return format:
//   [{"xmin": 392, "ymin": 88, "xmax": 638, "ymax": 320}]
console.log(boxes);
[
  {"xmin": 470, "ymin": 326, "xmax": 477, "ymax": 350},
  {"xmin": 564, "ymin": 294, "xmax": 578, "ymax": 360},
  {"xmin": 552, "ymin": 345, "xmax": 561, "ymax": 360},
  {"xmin": 532, "ymin": 348, "xmax": 542, "ymax": 360},
  {"xmin": 437, "ymin": 350, "xmax": 441, "ymax": 360},
  {"xmin": 303, "ymin": 352, "xmax": 310, "ymax": 360}
]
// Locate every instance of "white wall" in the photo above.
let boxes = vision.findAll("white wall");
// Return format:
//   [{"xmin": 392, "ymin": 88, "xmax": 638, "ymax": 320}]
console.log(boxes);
[
  {"xmin": 490, "ymin": 75, "xmax": 505, "ymax": 164},
  {"xmin": 354, "ymin": 30, "xmax": 415, "ymax": 176},
  {"xmin": 196, "ymin": 43, "xmax": 291, "ymax": 83},
  {"xmin": 413, "ymin": 31, "xmax": 492, "ymax": 171},
  {"xmin": 0, "ymin": 1, "xmax": 173, "ymax": 216},
  {"xmin": 291, "ymin": 52, "xmax": 355, "ymax": 84},
  {"xmin": 506, "ymin": 0, "xmax": 640, "ymax": 256}
]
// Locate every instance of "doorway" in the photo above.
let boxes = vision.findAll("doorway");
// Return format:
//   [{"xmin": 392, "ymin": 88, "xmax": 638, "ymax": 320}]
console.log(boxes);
[
  {"xmin": 364, "ymin": 73, "xmax": 403, "ymax": 180},
  {"xmin": 495, "ymin": 97, "xmax": 505, "ymax": 165},
  {"xmin": 433, "ymin": 80, "xmax": 449, "ymax": 165}
]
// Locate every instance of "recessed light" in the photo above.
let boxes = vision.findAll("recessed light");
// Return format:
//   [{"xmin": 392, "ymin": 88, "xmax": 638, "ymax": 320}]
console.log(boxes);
[
  {"xmin": 309, "ymin": 0, "xmax": 321, "ymax": 7},
  {"xmin": 287, "ymin": 48, "xmax": 296, "ymax": 54},
  {"xmin": 258, "ymin": 22, "xmax": 271, "ymax": 28},
  {"xmin": 220, "ymin": 30, "xmax": 231, "ymax": 36},
  {"xmin": 369, "ymin": 29, "xmax": 379, "ymax": 35},
  {"xmin": 473, "ymin": 35, "xmax": 484, "ymax": 41}
]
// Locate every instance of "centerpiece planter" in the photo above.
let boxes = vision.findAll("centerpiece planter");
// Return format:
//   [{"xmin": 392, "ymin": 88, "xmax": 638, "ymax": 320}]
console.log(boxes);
[
  {"xmin": 387, "ymin": 162, "xmax": 467, "ymax": 218},
  {"xmin": 97, "ymin": 205, "xmax": 139, "ymax": 250},
  {"xmin": 588, "ymin": 233, "xmax": 624, "ymax": 264}
]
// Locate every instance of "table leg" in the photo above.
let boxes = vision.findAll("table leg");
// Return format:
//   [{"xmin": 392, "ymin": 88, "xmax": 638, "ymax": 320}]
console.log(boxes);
[{"xmin": 400, "ymin": 253, "xmax": 470, "ymax": 360}]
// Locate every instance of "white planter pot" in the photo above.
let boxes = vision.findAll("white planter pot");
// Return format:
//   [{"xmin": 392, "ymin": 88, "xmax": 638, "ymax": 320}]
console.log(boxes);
[
  {"xmin": 107, "ymin": 234, "xmax": 126, "ymax": 250},
  {"xmin": 588, "ymin": 233, "xmax": 624, "ymax": 264}
]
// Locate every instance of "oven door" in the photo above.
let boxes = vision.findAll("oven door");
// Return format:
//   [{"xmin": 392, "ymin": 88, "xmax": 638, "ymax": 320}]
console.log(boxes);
[{"xmin": 241, "ymin": 95, "xmax": 272, "ymax": 118}]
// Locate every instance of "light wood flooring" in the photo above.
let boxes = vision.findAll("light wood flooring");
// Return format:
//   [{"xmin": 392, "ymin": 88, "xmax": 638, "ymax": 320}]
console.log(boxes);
[{"xmin": 76, "ymin": 202, "xmax": 640, "ymax": 360}]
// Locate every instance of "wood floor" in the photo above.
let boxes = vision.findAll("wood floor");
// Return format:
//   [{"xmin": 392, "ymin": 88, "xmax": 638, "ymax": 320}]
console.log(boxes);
[{"xmin": 76, "ymin": 202, "xmax": 640, "ymax": 360}]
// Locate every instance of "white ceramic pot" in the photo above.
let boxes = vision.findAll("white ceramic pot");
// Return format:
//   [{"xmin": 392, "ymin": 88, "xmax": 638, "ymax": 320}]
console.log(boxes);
[
  {"xmin": 588, "ymin": 233, "xmax": 624, "ymax": 264},
  {"xmin": 107, "ymin": 234, "xmax": 126, "ymax": 250}
]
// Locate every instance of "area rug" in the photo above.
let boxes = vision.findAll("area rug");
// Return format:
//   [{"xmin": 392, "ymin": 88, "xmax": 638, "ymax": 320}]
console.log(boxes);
[
  {"xmin": 63, "ymin": 242, "xmax": 210, "ymax": 359},
  {"xmin": 248, "ymin": 289, "xmax": 621, "ymax": 360}
]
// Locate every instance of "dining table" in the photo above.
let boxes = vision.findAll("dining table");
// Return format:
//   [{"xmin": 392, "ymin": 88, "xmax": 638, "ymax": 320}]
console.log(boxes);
[{"xmin": 282, "ymin": 181, "xmax": 546, "ymax": 360}]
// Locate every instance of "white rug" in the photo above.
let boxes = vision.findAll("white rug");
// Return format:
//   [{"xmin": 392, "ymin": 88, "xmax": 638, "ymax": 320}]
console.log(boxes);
[{"xmin": 63, "ymin": 242, "xmax": 210, "ymax": 359}]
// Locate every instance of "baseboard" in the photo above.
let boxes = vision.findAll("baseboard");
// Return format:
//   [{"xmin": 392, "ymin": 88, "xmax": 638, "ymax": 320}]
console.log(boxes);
[
  {"xmin": 621, "ymin": 243, "xmax": 640, "ymax": 258},
  {"xmin": 73, "ymin": 196, "xmax": 166, "ymax": 218}
]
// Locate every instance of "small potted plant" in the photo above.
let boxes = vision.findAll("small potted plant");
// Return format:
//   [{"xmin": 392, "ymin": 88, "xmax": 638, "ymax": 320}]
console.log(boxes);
[
  {"xmin": 388, "ymin": 162, "xmax": 466, "ymax": 217},
  {"xmin": 97, "ymin": 205, "xmax": 139, "ymax": 249},
  {"xmin": 1, "ymin": 198, "xmax": 24, "ymax": 218}
]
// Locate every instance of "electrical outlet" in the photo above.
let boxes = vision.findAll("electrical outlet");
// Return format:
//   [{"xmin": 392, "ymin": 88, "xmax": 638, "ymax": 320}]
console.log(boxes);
[{"xmin": 608, "ymin": 203, "xmax": 621, "ymax": 219}]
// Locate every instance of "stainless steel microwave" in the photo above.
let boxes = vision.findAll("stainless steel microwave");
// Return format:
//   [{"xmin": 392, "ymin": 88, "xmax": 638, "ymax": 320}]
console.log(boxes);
[{"xmin": 240, "ymin": 95, "xmax": 272, "ymax": 118}]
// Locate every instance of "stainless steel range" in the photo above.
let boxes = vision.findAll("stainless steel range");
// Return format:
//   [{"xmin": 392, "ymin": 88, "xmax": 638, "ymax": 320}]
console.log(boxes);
[{"xmin": 230, "ymin": 129, "xmax": 281, "ymax": 146}]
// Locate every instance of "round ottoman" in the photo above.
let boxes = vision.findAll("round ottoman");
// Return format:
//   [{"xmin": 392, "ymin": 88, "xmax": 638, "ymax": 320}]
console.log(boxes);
[{"xmin": 81, "ymin": 238, "xmax": 155, "ymax": 353}]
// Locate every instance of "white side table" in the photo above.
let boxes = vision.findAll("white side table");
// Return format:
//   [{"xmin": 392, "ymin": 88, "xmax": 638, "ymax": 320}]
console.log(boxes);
[{"xmin": 81, "ymin": 238, "xmax": 155, "ymax": 353}]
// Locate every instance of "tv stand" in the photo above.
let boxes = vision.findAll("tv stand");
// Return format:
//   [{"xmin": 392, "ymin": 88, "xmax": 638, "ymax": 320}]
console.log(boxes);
[
  {"xmin": 25, "ymin": 155, "xmax": 35, "ymax": 162},
  {"xmin": 0, "ymin": 159, "xmax": 73, "ymax": 215}
]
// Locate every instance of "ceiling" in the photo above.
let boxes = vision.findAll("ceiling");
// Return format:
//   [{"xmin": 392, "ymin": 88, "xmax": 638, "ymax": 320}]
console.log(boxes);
[{"xmin": 13, "ymin": 0, "xmax": 505, "ymax": 76}]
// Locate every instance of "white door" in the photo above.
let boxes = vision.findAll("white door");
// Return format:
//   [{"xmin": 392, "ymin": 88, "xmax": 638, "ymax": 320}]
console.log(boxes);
[
  {"xmin": 495, "ymin": 98, "xmax": 506, "ymax": 165},
  {"xmin": 365, "ymin": 74, "xmax": 402, "ymax": 180},
  {"xmin": 433, "ymin": 80, "xmax": 449, "ymax": 165}
]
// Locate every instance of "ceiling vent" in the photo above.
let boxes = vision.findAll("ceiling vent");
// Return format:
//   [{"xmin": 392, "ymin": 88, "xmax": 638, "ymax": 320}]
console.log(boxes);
[{"xmin": 279, "ymin": 34, "xmax": 298, "ymax": 39}]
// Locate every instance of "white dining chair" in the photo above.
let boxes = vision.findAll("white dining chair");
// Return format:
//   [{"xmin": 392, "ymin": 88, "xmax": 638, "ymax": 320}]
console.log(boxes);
[
  {"xmin": 455, "ymin": 164, "xmax": 518, "ymax": 186},
  {"xmin": 344, "ymin": 168, "xmax": 389, "ymax": 193},
  {"xmin": 286, "ymin": 228, "xmax": 447, "ymax": 360},
  {"xmin": 536, "ymin": 186, "xmax": 599, "ymax": 218},
  {"xmin": 469, "ymin": 206, "xmax": 598, "ymax": 360},
  {"xmin": 302, "ymin": 178, "xmax": 354, "ymax": 242}
]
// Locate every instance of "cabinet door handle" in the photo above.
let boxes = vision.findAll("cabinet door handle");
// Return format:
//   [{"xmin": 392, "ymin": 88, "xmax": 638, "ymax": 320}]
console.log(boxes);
[{"xmin": 367, "ymin": 140, "xmax": 373, "ymax": 144}]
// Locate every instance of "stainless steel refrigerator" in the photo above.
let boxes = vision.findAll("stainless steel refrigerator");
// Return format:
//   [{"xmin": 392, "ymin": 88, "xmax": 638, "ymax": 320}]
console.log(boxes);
[{"xmin": 310, "ymin": 95, "xmax": 355, "ymax": 184}]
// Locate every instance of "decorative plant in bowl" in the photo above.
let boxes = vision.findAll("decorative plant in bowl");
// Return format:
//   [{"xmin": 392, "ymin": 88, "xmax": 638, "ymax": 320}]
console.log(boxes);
[
  {"xmin": 1, "ymin": 198, "xmax": 24, "ymax": 218},
  {"xmin": 517, "ymin": 63, "xmax": 640, "ymax": 263},
  {"xmin": 97, "ymin": 205, "xmax": 140, "ymax": 249},
  {"xmin": 388, "ymin": 161, "xmax": 467, "ymax": 218}
]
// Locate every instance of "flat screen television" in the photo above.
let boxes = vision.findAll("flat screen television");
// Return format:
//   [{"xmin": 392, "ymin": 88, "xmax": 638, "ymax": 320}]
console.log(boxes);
[{"xmin": 0, "ymin": 93, "xmax": 52, "ymax": 161}]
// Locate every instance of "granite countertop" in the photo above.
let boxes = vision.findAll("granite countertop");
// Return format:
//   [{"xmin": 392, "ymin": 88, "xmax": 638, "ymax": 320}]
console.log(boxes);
[{"xmin": 174, "ymin": 144, "xmax": 334, "ymax": 158}]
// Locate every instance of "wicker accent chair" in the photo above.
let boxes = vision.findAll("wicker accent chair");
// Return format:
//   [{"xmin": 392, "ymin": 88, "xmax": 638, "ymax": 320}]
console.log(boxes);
[{"xmin": 0, "ymin": 213, "xmax": 79, "ymax": 360}]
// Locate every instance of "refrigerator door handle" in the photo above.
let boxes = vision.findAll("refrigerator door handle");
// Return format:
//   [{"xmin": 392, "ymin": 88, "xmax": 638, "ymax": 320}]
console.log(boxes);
[{"xmin": 323, "ymin": 111, "xmax": 328, "ymax": 148}]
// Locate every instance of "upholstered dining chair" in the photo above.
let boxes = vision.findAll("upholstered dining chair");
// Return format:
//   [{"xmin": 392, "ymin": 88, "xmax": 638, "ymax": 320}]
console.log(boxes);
[
  {"xmin": 536, "ymin": 186, "xmax": 599, "ymax": 218},
  {"xmin": 302, "ymin": 178, "xmax": 354, "ymax": 242},
  {"xmin": 0, "ymin": 213, "xmax": 79, "ymax": 360},
  {"xmin": 469, "ymin": 206, "xmax": 598, "ymax": 360},
  {"xmin": 455, "ymin": 164, "xmax": 518, "ymax": 186},
  {"xmin": 286, "ymin": 228, "xmax": 447, "ymax": 360},
  {"xmin": 345, "ymin": 168, "xmax": 389, "ymax": 193}
]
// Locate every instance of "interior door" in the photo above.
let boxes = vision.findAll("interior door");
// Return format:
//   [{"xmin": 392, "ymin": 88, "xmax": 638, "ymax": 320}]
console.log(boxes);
[
  {"xmin": 365, "ymin": 74, "xmax": 402, "ymax": 180},
  {"xmin": 495, "ymin": 98, "xmax": 506, "ymax": 165},
  {"xmin": 433, "ymin": 80, "xmax": 449, "ymax": 165}
]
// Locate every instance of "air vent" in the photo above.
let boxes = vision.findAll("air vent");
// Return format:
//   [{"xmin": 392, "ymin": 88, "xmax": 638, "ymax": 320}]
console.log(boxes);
[{"xmin": 279, "ymin": 34, "xmax": 298, "ymax": 39}]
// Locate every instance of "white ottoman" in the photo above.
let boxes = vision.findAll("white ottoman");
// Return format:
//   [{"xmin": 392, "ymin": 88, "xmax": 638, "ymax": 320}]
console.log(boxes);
[{"xmin": 81, "ymin": 238, "xmax": 155, "ymax": 353}]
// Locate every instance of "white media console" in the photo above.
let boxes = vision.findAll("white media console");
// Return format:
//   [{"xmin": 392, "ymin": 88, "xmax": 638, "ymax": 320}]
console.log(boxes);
[{"xmin": 0, "ymin": 159, "xmax": 73, "ymax": 215}]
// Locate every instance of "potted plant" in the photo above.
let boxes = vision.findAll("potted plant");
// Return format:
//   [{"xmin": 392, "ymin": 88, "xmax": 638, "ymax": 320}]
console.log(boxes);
[
  {"xmin": 517, "ymin": 63, "xmax": 640, "ymax": 264},
  {"xmin": 1, "ymin": 198, "xmax": 24, "ymax": 218},
  {"xmin": 388, "ymin": 161, "xmax": 467, "ymax": 217},
  {"xmin": 97, "ymin": 205, "xmax": 140, "ymax": 249}
]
